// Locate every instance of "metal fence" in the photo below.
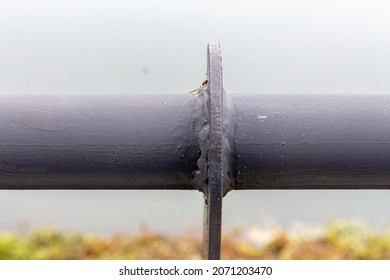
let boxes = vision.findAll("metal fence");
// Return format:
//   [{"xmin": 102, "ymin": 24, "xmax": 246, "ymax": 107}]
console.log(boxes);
[{"xmin": 2, "ymin": 43, "xmax": 390, "ymax": 259}]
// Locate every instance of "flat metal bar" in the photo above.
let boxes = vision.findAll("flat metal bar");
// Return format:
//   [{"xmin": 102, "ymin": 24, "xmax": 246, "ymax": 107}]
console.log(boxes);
[
  {"xmin": 0, "ymin": 94, "xmax": 203, "ymax": 190},
  {"xmin": 203, "ymin": 43, "xmax": 224, "ymax": 260},
  {"xmin": 233, "ymin": 94, "xmax": 390, "ymax": 189}
]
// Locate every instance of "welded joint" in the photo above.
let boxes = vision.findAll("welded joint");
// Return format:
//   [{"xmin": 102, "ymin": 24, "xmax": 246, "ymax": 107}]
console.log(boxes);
[
  {"xmin": 202, "ymin": 42, "xmax": 235, "ymax": 260},
  {"xmin": 190, "ymin": 84, "xmax": 210, "ymax": 194},
  {"xmin": 191, "ymin": 43, "xmax": 234, "ymax": 197}
]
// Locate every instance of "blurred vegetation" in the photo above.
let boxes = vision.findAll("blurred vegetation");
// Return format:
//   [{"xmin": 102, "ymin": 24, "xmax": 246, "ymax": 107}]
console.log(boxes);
[{"xmin": 1, "ymin": 219, "xmax": 390, "ymax": 259}]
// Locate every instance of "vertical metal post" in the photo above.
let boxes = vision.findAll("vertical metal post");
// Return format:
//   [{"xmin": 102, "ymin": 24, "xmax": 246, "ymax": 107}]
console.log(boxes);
[{"xmin": 203, "ymin": 43, "xmax": 224, "ymax": 260}]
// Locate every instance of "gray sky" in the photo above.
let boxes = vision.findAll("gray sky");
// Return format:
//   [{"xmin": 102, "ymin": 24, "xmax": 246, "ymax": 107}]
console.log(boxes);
[{"xmin": 1, "ymin": 0, "xmax": 390, "ymax": 94}]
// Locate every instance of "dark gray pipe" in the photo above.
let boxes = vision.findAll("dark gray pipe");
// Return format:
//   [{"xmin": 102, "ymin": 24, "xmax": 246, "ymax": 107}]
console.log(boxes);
[
  {"xmin": 233, "ymin": 94, "xmax": 390, "ymax": 190},
  {"xmin": 0, "ymin": 94, "xmax": 204, "ymax": 190},
  {"xmin": 1, "ymin": 93, "xmax": 390, "ymax": 191}
]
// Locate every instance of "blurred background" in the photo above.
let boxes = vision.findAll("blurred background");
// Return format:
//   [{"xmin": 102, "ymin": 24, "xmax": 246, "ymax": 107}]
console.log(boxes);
[{"xmin": 1, "ymin": 0, "xmax": 390, "ymax": 259}]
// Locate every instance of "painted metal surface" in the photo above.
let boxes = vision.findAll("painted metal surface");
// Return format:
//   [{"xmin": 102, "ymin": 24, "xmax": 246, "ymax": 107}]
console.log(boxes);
[
  {"xmin": 232, "ymin": 94, "xmax": 390, "ymax": 190},
  {"xmin": 203, "ymin": 43, "xmax": 224, "ymax": 260},
  {"xmin": 0, "ymin": 94, "xmax": 202, "ymax": 190}
]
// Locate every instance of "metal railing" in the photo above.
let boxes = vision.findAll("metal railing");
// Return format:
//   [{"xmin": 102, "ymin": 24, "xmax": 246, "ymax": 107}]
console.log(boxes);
[{"xmin": 2, "ymin": 43, "xmax": 390, "ymax": 259}]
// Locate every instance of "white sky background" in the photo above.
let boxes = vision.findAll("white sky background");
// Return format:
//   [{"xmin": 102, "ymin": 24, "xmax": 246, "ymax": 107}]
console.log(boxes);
[
  {"xmin": 1, "ymin": 0, "xmax": 390, "ymax": 235},
  {"xmin": 0, "ymin": 0, "xmax": 390, "ymax": 94}
]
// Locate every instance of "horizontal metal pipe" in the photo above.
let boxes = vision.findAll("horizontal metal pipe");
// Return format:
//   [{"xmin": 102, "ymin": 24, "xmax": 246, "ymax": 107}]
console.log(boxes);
[
  {"xmin": 233, "ymin": 94, "xmax": 390, "ymax": 189},
  {"xmin": 0, "ymin": 94, "xmax": 203, "ymax": 190},
  {"xmin": 1, "ymin": 93, "xmax": 390, "ymax": 190}
]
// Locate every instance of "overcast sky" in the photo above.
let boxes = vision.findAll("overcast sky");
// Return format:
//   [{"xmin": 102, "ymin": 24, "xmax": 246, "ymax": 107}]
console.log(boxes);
[{"xmin": 0, "ymin": 0, "xmax": 390, "ymax": 94}]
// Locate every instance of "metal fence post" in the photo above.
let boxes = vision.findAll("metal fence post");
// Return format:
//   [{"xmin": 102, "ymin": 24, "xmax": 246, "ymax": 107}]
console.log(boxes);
[{"xmin": 203, "ymin": 43, "xmax": 224, "ymax": 260}]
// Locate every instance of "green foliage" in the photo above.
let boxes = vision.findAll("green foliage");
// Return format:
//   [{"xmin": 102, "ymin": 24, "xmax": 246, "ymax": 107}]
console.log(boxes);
[
  {"xmin": 324, "ymin": 219, "xmax": 390, "ymax": 259},
  {"xmin": 0, "ymin": 233, "xmax": 28, "ymax": 259},
  {"xmin": 1, "ymin": 219, "xmax": 390, "ymax": 259}
]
